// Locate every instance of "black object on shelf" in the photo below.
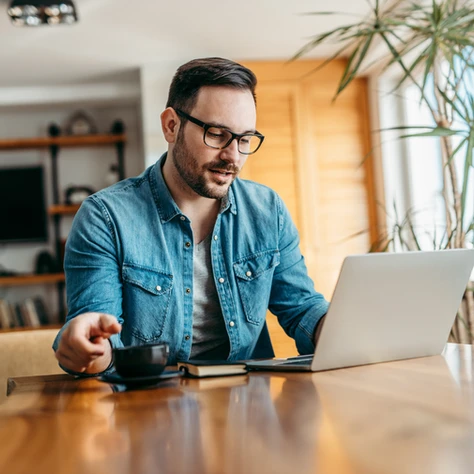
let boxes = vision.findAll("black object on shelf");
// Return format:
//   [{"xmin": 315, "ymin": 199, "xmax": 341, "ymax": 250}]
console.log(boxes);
[
  {"xmin": 111, "ymin": 119, "xmax": 125, "ymax": 134},
  {"xmin": 35, "ymin": 251, "xmax": 59, "ymax": 274},
  {"xmin": 0, "ymin": 266, "xmax": 18, "ymax": 277},
  {"xmin": 48, "ymin": 123, "xmax": 61, "ymax": 137}
]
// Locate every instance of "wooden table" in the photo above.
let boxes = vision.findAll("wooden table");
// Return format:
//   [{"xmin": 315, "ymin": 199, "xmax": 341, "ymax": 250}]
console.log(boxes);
[{"xmin": 2, "ymin": 343, "xmax": 474, "ymax": 474}]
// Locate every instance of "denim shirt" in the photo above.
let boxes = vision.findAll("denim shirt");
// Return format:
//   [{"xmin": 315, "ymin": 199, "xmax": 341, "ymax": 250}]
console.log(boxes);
[{"xmin": 53, "ymin": 154, "xmax": 329, "ymax": 367}]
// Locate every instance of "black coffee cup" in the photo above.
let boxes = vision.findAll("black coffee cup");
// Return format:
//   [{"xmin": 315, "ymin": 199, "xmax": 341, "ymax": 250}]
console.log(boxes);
[{"xmin": 113, "ymin": 343, "xmax": 169, "ymax": 378}]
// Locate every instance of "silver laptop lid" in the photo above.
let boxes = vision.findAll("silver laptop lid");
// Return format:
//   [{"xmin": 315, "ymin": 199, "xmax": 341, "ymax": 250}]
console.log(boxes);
[{"xmin": 311, "ymin": 249, "xmax": 474, "ymax": 371}]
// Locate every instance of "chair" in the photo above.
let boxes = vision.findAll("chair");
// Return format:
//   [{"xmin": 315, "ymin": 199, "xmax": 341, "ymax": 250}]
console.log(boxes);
[{"xmin": 0, "ymin": 328, "xmax": 61, "ymax": 402}]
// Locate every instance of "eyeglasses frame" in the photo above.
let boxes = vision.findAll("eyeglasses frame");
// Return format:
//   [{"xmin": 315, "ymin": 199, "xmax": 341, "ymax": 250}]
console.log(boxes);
[{"xmin": 175, "ymin": 109, "xmax": 264, "ymax": 155}]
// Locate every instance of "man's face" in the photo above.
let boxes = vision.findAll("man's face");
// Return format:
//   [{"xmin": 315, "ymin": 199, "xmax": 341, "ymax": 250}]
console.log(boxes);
[{"xmin": 171, "ymin": 86, "xmax": 257, "ymax": 200}]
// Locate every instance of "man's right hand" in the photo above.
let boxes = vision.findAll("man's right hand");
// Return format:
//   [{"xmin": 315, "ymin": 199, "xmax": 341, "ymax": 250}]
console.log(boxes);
[{"xmin": 55, "ymin": 312, "xmax": 122, "ymax": 374}]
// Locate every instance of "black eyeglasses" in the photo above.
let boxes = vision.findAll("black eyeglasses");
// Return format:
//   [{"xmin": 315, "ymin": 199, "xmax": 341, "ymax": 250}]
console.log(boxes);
[{"xmin": 175, "ymin": 109, "xmax": 265, "ymax": 155}]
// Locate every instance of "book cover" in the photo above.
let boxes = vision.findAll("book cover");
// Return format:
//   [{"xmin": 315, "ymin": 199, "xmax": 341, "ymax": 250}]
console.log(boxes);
[
  {"xmin": 0, "ymin": 299, "xmax": 11, "ymax": 328},
  {"xmin": 24, "ymin": 298, "xmax": 41, "ymax": 327},
  {"xmin": 5, "ymin": 302, "xmax": 16, "ymax": 328},
  {"xmin": 19, "ymin": 302, "xmax": 33, "ymax": 327},
  {"xmin": 2, "ymin": 301, "xmax": 17, "ymax": 328},
  {"xmin": 32, "ymin": 296, "xmax": 50, "ymax": 325},
  {"xmin": 177, "ymin": 359, "xmax": 248, "ymax": 378},
  {"xmin": 12, "ymin": 303, "xmax": 24, "ymax": 327}
]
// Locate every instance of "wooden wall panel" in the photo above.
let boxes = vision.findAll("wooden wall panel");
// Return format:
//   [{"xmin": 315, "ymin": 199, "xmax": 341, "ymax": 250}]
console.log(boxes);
[
  {"xmin": 240, "ymin": 83, "xmax": 300, "ymax": 227},
  {"xmin": 240, "ymin": 60, "xmax": 377, "ymax": 357},
  {"xmin": 303, "ymin": 77, "xmax": 372, "ymax": 299}
]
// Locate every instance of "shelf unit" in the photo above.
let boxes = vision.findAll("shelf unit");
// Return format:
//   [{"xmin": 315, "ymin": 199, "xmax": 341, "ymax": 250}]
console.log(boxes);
[{"xmin": 0, "ymin": 126, "xmax": 126, "ymax": 323}]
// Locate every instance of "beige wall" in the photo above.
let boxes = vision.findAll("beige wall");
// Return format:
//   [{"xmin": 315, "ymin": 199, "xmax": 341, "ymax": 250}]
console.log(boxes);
[{"xmin": 240, "ymin": 60, "xmax": 378, "ymax": 356}]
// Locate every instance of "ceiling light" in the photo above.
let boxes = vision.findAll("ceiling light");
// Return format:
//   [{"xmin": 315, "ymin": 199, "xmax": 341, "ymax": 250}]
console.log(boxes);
[{"xmin": 8, "ymin": 1, "xmax": 78, "ymax": 27}]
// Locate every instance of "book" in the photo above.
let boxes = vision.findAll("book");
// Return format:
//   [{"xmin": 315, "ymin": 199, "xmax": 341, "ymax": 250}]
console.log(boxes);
[
  {"xmin": 20, "ymin": 301, "xmax": 32, "ymax": 327},
  {"xmin": 1, "ymin": 301, "xmax": 17, "ymax": 328},
  {"xmin": 32, "ymin": 296, "xmax": 50, "ymax": 325},
  {"xmin": 24, "ymin": 298, "xmax": 41, "ymax": 327},
  {"xmin": 0, "ymin": 299, "xmax": 11, "ymax": 328},
  {"xmin": 12, "ymin": 303, "xmax": 24, "ymax": 327},
  {"xmin": 177, "ymin": 359, "xmax": 248, "ymax": 378}
]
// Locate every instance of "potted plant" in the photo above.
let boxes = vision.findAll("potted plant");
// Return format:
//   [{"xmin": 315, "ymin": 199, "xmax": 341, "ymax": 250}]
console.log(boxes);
[{"xmin": 294, "ymin": 0, "xmax": 474, "ymax": 342}]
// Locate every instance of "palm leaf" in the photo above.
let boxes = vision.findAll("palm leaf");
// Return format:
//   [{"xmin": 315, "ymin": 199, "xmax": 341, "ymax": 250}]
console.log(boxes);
[
  {"xmin": 379, "ymin": 31, "xmax": 435, "ymax": 107},
  {"xmin": 447, "ymin": 137, "xmax": 468, "ymax": 165},
  {"xmin": 406, "ymin": 215, "xmax": 422, "ymax": 250},
  {"xmin": 301, "ymin": 12, "xmax": 366, "ymax": 19},
  {"xmin": 337, "ymin": 33, "xmax": 375, "ymax": 94},
  {"xmin": 292, "ymin": 24, "xmax": 356, "ymax": 61},
  {"xmin": 400, "ymin": 127, "xmax": 459, "ymax": 138},
  {"xmin": 460, "ymin": 130, "xmax": 474, "ymax": 231},
  {"xmin": 385, "ymin": 40, "xmax": 431, "ymax": 92},
  {"xmin": 436, "ymin": 85, "xmax": 469, "ymax": 122}
]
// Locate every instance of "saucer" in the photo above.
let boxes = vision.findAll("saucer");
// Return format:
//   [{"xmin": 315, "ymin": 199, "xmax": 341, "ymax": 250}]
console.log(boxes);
[{"xmin": 100, "ymin": 370, "xmax": 183, "ymax": 387}]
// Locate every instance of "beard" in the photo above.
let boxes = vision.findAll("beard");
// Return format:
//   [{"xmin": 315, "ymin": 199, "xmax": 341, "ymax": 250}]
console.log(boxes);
[{"xmin": 171, "ymin": 130, "xmax": 240, "ymax": 200}]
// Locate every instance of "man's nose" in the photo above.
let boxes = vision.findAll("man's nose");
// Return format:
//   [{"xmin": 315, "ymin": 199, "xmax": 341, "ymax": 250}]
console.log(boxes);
[{"xmin": 219, "ymin": 138, "xmax": 241, "ymax": 163}]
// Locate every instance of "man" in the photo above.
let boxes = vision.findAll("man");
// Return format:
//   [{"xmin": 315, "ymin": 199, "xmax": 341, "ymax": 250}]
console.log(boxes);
[{"xmin": 54, "ymin": 57, "xmax": 329, "ymax": 375}]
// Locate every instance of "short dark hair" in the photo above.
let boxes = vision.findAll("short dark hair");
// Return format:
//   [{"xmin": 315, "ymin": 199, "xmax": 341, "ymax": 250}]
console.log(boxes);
[{"xmin": 166, "ymin": 57, "xmax": 257, "ymax": 113}]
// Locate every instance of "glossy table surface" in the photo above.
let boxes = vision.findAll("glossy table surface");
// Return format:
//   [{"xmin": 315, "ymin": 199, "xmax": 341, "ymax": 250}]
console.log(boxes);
[{"xmin": 2, "ymin": 343, "xmax": 474, "ymax": 474}]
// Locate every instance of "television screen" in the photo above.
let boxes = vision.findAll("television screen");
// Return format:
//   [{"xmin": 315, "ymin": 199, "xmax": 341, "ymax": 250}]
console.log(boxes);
[{"xmin": 0, "ymin": 166, "xmax": 48, "ymax": 243}]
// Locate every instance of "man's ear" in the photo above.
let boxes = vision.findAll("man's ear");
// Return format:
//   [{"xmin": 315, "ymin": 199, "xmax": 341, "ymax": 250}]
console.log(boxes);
[{"xmin": 161, "ymin": 107, "xmax": 181, "ymax": 144}]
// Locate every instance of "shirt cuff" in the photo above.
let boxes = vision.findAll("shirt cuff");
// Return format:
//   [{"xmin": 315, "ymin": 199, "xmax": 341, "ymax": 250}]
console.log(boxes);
[{"xmin": 294, "ymin": 300, "xmax": 330, "ymax": 354}]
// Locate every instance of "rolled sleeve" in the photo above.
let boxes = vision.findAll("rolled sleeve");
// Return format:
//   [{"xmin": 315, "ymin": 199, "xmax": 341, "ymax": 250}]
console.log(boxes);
[{"xmin": 52, "ymin": 195, "xmax": 125, "ymax": 375}]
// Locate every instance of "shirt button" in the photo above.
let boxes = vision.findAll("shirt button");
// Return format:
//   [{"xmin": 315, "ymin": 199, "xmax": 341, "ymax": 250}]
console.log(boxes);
[
  {"xmin": 185, "ymin": 241, "xmax": 191, "ymax": 248},
  {"xmin": 229, "ymin": 321, "xmax": 235, "ymax": 327},
  {"xmin": 185, "ymin": 335, "xmax": 190, "ymax": 341},
  {"xmin": 246, "ymin": 271, "xmax": 252, "ymax": 277},
  {"xmin": 156, "ymin": 285, "xmax": 162, "ymax": 291},
  {"xmin": 180, "ymin": 216, "xmax": 186, "ymax": 221},
  {"xmin": 185, "ymin": 288, "xmax": 191, "ymax": 294},
  {"xmin": 213, "ymin": 235, "xmax": 218, "ymax": 241},
  {"xmin": 218, "ymin": 278, "xmax": 225, "ymax": 283}
]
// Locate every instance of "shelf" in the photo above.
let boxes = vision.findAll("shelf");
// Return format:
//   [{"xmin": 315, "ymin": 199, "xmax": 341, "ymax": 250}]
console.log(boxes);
[
  {"xmin": 0, "ymin": 324, "xmax": 62, "ymax": 334},
  {"xmin": 48, "ymin": 204, "xmax": 81, "ymax": 216},
  {"xmin": 0, "ymin": 133, "xmax": 126, "ymax": 151},
  {"xmin": 0, "ymin": 273, "xmax": 65, "ymax": 287}
]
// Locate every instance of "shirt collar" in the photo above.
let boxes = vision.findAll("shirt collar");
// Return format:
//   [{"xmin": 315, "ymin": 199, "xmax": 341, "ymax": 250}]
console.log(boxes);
[{"xmin": 150, "ymin": 153, "xmax": 237, "ymax": 224}]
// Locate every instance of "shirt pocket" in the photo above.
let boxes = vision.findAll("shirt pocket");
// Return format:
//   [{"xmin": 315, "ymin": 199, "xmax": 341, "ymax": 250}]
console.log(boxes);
[
  {"xmin": 233, "ymin": 250, "xmax": 280, "ymax": 325},
  {"xmin": 122, "ymin": 263, "xmax": 174, "ymax": 342}
]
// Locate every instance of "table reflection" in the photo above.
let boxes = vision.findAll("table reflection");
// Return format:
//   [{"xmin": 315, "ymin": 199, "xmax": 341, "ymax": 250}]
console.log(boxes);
[
  {"xmin": 101, "ymin": 373, "xmax": 322, "ymax": 474},
  {"xmin": 312, "ymin": 355, "xmax": 474, "ymax": 474}
]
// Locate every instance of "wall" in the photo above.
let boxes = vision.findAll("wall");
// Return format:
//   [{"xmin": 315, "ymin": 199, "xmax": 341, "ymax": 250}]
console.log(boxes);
[{"xmin": 140, "ymin": 60, "xmax": 184, "ymax": 167}]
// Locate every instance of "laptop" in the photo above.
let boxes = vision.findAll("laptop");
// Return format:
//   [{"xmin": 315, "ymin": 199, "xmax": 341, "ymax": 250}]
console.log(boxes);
[{"xmin": 246, "ymin": 249, "xmax": 474, "ymax": 372}]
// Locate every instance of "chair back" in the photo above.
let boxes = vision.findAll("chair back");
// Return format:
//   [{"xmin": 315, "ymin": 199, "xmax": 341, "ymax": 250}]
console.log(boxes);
[{"xmin": 0, "ymin": 328, "xmax": 61, "ymax": 400}]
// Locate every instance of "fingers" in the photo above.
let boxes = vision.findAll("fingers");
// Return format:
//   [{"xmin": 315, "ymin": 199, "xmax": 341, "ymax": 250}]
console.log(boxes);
[
  {"xmin": 56, "ymin": 348, "xmax": 89, "ymax": 373},
  {"xmin": 96, "ymin": 313, "xmax": 122, "ymax": 337},
  {"xmin": 56, "ymin": 333, "xmax": 107, "ymax": 372},
  {"xmin": 55, "ymin": 312, "xmax": 121, "ymax": 373}
]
